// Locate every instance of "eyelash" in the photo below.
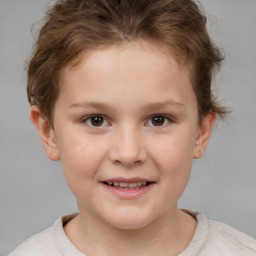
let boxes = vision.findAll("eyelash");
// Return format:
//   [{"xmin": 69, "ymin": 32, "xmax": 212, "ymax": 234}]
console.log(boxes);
[
  {"xmin": 145, "ymin": 115, "xmax": 174, "ymax": 128},
  {"xmin": 81, "ymin": 114, "xmax": 173, "ymax": 128},
  {"xmin": 81, "ymin": 115, "xmax": 110, "ymax": 127}
]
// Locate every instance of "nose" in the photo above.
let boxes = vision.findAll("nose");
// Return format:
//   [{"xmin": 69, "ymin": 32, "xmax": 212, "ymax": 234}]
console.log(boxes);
[{"xmin": 109, "ymin": 127, "xmax": 147, "ymax": 167}]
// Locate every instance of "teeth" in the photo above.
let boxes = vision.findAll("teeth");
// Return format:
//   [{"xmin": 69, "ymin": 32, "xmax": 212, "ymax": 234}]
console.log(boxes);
[
  {"xmin": 128, "ymin": 182, "xmax": 138, "ymax": 188},
  {"xmin": 120, "ymin": 182, "xmax": 128, "ymax": 187},
  {"xmin": 105, "ymin": 181, "xmax": 149, "ymax": 189}
]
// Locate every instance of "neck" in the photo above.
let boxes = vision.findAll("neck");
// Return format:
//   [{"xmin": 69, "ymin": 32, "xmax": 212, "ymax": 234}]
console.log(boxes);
[{"xmin": 64, "ymin": 206, "xmax": 197, "ymax": 256}]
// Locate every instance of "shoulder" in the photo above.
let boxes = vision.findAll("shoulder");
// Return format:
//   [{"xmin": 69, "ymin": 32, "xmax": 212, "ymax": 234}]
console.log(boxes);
[
  {"xmin": 180, "ymin": 210, "xmax": 256, "ymax": 256},
  {"xmin": 9, "ymin": 226, "xmax": 56, "ymax": 256},
  {"xmin": 203, "ymin": 219, "xmax": 256, "ymax": 255},
  {"xmin": 9, "ymin": 214, "xmax": 79, "ymax": 256}
]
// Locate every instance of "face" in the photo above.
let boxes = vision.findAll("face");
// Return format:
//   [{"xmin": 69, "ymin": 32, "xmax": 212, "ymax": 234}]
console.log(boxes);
[{"xmin": 32, "ymin": 41, "xmax": 214, "ymax": 230}]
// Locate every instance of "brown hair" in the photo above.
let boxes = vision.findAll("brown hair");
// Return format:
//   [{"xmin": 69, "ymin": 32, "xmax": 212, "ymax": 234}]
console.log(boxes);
[{"xmin": 27, "ymin": 0, "xmax": 229, "ymax": 124}]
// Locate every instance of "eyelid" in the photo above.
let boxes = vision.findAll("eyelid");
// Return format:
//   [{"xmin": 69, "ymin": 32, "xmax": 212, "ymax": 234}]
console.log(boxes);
[
  {"xmin": 145, "ymin": 114, "xmax": 174, "ymax": 127},
  {"xmin": 81, "ymin": 114, "xmax": 111, "ymax": 127}
]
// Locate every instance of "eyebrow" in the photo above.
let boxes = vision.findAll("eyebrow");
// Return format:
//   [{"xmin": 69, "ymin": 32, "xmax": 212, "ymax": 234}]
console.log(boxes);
[
  {"xmin": 69, "ymin": 100, "xmax": 185, "ymax": 111},
  {"xmin": 69, "ymin": 101, "xmax": 116, "ymax": 111},
  {"xmin": 141, "ymin": 100, "xmax": 186, "ymax": 112}
]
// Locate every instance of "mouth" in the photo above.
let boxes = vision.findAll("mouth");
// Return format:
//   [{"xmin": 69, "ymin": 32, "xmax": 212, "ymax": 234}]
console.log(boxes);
[
  {"xmin": 103, "ymin": 181, "xmax": 153, "ymax": 190},
  {"xmin": 101, "ymin": 179, "xmax": 155, "ymax": 199}
]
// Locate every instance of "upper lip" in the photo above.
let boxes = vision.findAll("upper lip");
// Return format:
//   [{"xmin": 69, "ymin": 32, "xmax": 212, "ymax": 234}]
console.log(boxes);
[{"xmin": 102, "ymin": 177, "xmax": 155, "ymax": 183}]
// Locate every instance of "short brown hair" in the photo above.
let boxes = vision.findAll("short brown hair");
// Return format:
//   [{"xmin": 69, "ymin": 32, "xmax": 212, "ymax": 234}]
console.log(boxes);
[{"xmin": 27, "ymin": 0, "xmax": 229, "ymax": 124}]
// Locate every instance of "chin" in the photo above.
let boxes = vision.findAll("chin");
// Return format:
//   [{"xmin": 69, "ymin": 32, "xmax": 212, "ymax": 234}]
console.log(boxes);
[
  {"xmin": 106, "ymin": 211, "xmax": 154, "ymax": 230},
  {"xmin": 111, "ymin": 220, "xmax": 150, "ymax": 230}
]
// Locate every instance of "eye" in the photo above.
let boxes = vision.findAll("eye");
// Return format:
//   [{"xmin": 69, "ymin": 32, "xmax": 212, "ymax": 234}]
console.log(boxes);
[
  {"xmin": 146, "ymin": 115, "xmax": 171, "ymax": 127},
  {"xmin": 83, "ymin": 115, "xmax": 109, "ymax": 127}
]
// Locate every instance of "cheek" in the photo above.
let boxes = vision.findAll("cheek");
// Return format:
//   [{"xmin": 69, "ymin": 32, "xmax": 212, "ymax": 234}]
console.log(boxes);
[
  {"xmin": 160, "ymin": 147, "xmax": 193, "ymax": 192},
  {"xmin": 56, "ymin": 135, "xmax": 107, "ymax": 190},
  {"xmin": 149, "ymin": 131, "xmax": 196, "ymax": 193},
  {"xmin": 150, "ymin": 131, "xmax": 196, "ymax": 171}
]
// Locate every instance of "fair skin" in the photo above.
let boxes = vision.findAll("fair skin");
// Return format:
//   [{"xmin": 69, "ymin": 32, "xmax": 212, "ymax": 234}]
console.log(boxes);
[{"xmin": 30, "ymin": 41, "xmax": 215, "ymax": 256}]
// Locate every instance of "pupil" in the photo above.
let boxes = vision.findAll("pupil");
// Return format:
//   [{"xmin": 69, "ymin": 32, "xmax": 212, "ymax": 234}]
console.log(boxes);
[
  {"xmin": 152, "ymin": 116, "xmax": 164, "ymax": 126},
  {"xmin": 91, "ymin": 116, "xmax": 103, "ymax": 126}
]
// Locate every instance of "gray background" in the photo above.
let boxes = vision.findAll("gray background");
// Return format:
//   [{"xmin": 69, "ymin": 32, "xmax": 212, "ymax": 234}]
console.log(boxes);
[{"xmin": 0, "ymin": 0, "xmax": 255, "ymax": 255}]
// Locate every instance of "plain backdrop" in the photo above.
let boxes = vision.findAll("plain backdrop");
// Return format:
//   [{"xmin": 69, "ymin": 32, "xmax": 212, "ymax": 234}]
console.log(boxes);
[{"xmin": 1, "ymin": 0, "xmax": 256, "ymax": 255}]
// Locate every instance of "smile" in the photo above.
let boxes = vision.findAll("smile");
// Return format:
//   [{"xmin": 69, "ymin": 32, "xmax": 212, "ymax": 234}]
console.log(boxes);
[
  {"xmin": 102, "ymin": 179, "xmax": 155, "ymax": 199},
  {"xmin": 103, "ymin": 181, "xmax": 150, "ymax": 190}
]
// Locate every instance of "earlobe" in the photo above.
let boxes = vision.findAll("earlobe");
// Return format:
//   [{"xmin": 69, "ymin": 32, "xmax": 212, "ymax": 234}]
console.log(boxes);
[
  {"xmin": 29, "ymin": 106, "xmax": 60, "ymax": 161},
  {"xmin": 193, "ymin": 113, "xmax": 216, "ymax": 159}
]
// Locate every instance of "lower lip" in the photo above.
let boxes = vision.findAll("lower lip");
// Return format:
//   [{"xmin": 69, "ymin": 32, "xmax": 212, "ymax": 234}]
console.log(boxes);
[{"xmin": 101, "ymin": 183, "xmax": 154, "ymax": 199}]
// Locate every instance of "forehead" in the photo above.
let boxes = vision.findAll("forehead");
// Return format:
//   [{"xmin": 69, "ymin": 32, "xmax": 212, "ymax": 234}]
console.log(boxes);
[
  {"xmin": 57, "ymin": 40, "xmax": 196, "ymax": 112},
  {"xmin": 60, "ymin": 40, "xmax": 190, "ymax": 87}
]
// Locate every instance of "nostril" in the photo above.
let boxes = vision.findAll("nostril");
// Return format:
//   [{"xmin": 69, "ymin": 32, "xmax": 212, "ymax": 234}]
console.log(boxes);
[{"xmin": 108, "ymin": 134, "xmax": 147, "ymax": 166}]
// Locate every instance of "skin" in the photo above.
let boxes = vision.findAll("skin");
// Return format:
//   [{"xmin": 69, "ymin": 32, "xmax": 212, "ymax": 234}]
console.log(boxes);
[{"xmin": 30, "ymin": 40, "xmax": 215, "ymax": 256}]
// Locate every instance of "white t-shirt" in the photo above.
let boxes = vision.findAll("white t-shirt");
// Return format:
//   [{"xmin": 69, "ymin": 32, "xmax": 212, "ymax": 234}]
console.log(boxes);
[{"xmin": 9, "ymin": 211, "xmax": 256, "ymax": 256}]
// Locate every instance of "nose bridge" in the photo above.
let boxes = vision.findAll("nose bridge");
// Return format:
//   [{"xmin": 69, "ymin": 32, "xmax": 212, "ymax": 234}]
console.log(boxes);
[{"xmin": 109, "ymin": 124, "xmax": 146, "ymax": 167}]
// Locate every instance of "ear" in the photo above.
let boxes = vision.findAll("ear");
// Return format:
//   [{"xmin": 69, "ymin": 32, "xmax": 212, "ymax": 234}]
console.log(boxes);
[
  {"xmin": 29, "ymin": 106, "xmax": 60, "ymax": 161},
  {"xmin": 193, "ymin": 113, "xmax": 216, "ymax": 159}
]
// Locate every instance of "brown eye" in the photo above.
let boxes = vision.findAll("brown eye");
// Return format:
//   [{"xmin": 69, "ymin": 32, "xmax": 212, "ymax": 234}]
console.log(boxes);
[
  {"xmin": 146, "ymin": 116, "xmax": 170, "ymax": 127},
  {"xmin": 84, "ymin": 115, "xmax": 109, "ymax": 127},
  {"xmin": 152, "ymin": 116, "xmax": 165, "ymax": 126},
  {"xmin": 91, "ymin": 116, "xmax": 104, "ymax": 126}
]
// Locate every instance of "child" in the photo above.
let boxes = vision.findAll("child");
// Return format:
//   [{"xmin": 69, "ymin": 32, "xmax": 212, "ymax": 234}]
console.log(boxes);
[{"xmin": 10, "ymin": 0, "xmax": 256, "ymax": 255}]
